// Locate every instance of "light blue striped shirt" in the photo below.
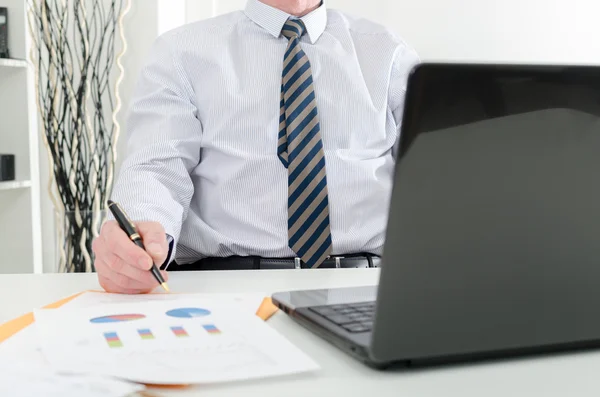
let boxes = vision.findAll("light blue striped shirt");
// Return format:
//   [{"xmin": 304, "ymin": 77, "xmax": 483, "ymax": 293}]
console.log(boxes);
[{"xmin": 111, "ymin": 0, "xmax": 420, "ymax": 264}]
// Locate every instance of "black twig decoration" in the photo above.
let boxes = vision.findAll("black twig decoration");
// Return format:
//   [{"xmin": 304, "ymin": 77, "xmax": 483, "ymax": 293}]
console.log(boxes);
[{"xmin": 27, "ymin": 0, "xmax": 130, "ymax": 272}]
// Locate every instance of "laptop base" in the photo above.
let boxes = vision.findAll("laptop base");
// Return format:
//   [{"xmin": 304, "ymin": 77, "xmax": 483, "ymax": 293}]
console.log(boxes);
[
  {"xmin": 275, "ymin": 290, "xmax": 600, "ymax": 370},
  {"xmin": 272, "ymin": 297, "xmax": 393, "ymax": 369}
]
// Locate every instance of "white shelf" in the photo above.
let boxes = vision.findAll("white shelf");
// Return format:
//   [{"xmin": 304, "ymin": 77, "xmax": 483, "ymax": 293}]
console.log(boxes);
[
  {"xmin": 0, "ymin": 1, "xmax": 43, "ymax": 275},
  {"xmin": 0, "ymin": 180, "xmax": 32, "ymax": 191},
  {"xmin": 0, "ymin": 58, "xmax": 29, "ymax": 69}
]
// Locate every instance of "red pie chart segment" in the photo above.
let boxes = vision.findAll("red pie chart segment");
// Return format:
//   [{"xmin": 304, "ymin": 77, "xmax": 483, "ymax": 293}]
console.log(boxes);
[{"xmin": 90, "ymin": 314, "xmax": 146, "ymax": 323}]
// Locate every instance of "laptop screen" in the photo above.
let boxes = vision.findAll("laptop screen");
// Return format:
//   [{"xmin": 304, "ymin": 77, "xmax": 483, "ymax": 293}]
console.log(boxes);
[
  {"xmin": 400, "ymin": 64, "xmax": 600, "ymax": 154},
  {"xmin": 392, "ymin": 63, "xmax": 600, "ymax": 288},
  {"xmin": 374, "ymin": 64, "xmax": 600, "ymax": 361}
]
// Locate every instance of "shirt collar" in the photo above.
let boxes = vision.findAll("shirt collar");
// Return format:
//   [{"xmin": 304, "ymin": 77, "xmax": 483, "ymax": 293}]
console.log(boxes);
[{"xmin": 244, "ymin": 0, "xmax": 327, "ymax": 44}]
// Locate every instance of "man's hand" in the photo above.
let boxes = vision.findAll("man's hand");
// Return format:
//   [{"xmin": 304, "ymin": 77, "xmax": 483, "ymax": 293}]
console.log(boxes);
[{"xmin": 93, "ymin": 221, "xmax": 170, "ymax": 294}]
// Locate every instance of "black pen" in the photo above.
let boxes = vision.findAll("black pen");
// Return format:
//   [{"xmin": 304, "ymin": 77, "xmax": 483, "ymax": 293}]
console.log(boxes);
[{"xmin": 107, "ymin": 200, "xmax": 170, "ymax": 292}]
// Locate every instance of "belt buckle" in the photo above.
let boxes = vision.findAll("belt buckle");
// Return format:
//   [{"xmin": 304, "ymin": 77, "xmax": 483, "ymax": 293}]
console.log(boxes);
[{"xmin": 294, "ymin": 257, "xmax": 302, "ymax": 269}]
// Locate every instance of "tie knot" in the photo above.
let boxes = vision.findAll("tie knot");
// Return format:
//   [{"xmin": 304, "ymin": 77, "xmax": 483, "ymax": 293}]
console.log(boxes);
[{"xmin": 281, "ymin": 19, "xmax": 306, "ymax": 40}]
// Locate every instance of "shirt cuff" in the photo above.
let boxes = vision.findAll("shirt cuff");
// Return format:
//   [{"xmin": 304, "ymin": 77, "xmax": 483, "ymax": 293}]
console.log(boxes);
[{"xmin": 162, "ymin": 234, "xmax": 175, "ymax": 270}]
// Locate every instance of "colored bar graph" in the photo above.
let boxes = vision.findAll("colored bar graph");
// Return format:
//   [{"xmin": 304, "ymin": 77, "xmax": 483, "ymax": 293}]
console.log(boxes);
[
  {"xmin": 137, "ymin": 329, "xmax": 155, "ymax": 340},
  {"xmin": 202, "ymin": 324, "xmax": 221, "ymax": 335},
  {"xmin": 104, "ymin": 332, "xmax": 123, "ymax": 348},
  {"xmin": 171, "ymin": 326, "xmax": 189, "ymax": 338}
]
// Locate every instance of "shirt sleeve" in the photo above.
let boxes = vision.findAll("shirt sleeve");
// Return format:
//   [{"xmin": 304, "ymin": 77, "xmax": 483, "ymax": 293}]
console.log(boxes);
[
  {"xmin": 389, "ymin": 42, "xmax": 421, "ymax": 159},
  {"xmin": 109, "ymin": 34, "xmax": 202, "ymax": 262}
]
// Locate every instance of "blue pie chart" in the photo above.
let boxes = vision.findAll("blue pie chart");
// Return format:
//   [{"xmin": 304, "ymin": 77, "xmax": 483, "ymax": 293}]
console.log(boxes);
[{"xmin": 166, "ymin": 308, "xmax": 211, "ymax": 318}]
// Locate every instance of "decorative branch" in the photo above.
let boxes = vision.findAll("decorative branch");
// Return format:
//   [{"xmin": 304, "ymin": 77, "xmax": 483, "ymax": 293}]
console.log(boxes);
[{"xmin": 27, "ymin": 0, "xmax": 131, "ymax": 273}]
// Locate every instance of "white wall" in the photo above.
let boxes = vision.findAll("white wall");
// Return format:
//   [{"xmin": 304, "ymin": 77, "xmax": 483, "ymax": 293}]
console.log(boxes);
[
  {"xmin": 332, "ymin": 0, "xmax": 600, "ymax": 64},
  {"xmin": 186, "ymin": 0, "xmax": 216, "ymax": 21},
  {"xmin": 158, "ymin": 0, "xmax": 186, "ymax": 35}
]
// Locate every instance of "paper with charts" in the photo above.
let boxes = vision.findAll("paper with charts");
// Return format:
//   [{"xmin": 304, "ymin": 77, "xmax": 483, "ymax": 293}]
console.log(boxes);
[
  {"xmin": 0, "ymin": 364, "xmax": 144, "ymax": 397},
  {"xmin": 33, "ymin": 298, "xmax": 318, "ymax": 385}
]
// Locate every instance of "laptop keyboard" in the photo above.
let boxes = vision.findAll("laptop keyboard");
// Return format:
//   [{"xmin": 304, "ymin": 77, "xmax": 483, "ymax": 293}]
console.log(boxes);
[{"xmin": 308, "ymin": 301, "xmax": 375, "ymax": 333}]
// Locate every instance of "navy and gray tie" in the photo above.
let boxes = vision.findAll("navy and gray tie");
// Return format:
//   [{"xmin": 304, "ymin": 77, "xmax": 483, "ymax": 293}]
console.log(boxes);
[{"xmin": 278, "ymin": 19, "xmax": 332, "ymax": 268}]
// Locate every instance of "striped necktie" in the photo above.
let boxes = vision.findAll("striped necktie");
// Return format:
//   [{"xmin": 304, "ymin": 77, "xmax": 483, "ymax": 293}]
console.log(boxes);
[{"xmin": 278, "ymin": 19, "xmax": 332, "ymax": 268}]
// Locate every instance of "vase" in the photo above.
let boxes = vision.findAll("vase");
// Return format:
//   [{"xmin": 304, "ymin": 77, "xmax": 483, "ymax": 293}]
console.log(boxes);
[{"xmin": 58, "ymin": 210, "xmax": 106, "ymax": 273}]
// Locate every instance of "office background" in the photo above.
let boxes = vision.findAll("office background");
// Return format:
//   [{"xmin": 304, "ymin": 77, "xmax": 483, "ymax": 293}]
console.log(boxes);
[{"xmin": 1, "ymin": 0, "xmax": 599, "ymax": 274}]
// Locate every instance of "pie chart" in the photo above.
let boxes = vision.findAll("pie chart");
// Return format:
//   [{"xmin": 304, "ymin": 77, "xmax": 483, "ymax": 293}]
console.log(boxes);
[
  {"xmin": 90, "ymin": 314, "xmax": 146, "ymax": 324},
  {"xmin": 165, "ymin": 308, "xmax": 211, "ymax": 318}
]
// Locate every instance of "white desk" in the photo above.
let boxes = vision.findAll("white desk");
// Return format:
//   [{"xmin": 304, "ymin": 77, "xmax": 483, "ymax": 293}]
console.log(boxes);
[{"xmin": 1, "ymin": 269, "xmax": 600, "ymax": 397}]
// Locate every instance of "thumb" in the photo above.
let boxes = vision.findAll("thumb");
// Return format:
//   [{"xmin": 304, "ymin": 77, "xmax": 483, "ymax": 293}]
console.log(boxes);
[{"xmin": 137, "ymin": 222, "xmax": 169, "ymax": 266}]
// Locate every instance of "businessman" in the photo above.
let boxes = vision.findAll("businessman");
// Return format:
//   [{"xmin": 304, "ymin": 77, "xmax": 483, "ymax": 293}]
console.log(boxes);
[{"xmin": 92, "ymin": 0, "xmax": 420, "ymax": 293}]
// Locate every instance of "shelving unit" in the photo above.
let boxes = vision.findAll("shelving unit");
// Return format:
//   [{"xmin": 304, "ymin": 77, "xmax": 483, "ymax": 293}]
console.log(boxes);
[
  {"xmin": 0, "ymin": 58, "xmax": 27, "ymax": 68},
  {"xmin": 0, "ymin": 0, "xmax": 43, "ymax": 274},
  {"xmin": 0, "ymin": 180, "xmax": 32, "ymax": 191}
]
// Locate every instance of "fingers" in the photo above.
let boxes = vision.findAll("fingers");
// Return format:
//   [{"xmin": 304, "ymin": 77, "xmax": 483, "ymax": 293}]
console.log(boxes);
[
  {"xmin": 101, "ymin": 222, "xmax": 153, "ymax": 270},
  {"xmin": 137, "ymin": 222, "xmax": 169, "ymax": 266},
  {"xmin": 96, "ymin": 261, "xmax": 154, "ymax": 294},
  {"xmin": 101, "ymin": 252, "xmax": 159, "ymax": 288},
  {"xmin": 93, "ymin": 220, "xmax": 170, "ymax": 295},
  {"xmin": 94, "ymin": 240, "xmax": 168, "ymax": 290},
  {"xmin": 96, "ymin": 259, "xmax": 168, "ymax": 293}
]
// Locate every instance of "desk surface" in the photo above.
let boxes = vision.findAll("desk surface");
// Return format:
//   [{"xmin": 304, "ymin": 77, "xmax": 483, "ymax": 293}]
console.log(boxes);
[{"xmin": 1, "ymin": 269, "xmax": 600, "ymax": 397}]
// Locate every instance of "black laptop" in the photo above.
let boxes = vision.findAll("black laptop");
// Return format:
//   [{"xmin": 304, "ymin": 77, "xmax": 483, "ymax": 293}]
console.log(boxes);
[{"xmin": 272, "ymin": 62, "xmax": 600, "ymax": 369}]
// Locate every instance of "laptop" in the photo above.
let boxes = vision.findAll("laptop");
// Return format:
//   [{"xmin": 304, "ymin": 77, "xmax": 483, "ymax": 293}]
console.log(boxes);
[{"xmin": 271, "ymin": 62, "xmax": 600, "ymax": 369}]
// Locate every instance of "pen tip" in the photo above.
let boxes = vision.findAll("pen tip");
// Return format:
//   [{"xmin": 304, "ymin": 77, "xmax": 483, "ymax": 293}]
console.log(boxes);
[
  {"xmin": 107, "ymin": 200, "xmax": 114, "ymax": 206},
  {"xmin": 161, "ymin": 282, "xmax": 170, "ymax": 293}
]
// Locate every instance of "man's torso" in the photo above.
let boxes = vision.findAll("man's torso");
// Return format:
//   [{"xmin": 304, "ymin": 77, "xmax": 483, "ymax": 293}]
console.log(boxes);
[{"xmin": 122, "ymin": 5, "xmax": 419, "ymax": 263}]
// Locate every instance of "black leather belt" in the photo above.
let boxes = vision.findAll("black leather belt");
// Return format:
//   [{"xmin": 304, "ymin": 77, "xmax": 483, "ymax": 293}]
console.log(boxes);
[{"xmin": 169, "ymin": 253, "xmax": 380, "ymax": 271}]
